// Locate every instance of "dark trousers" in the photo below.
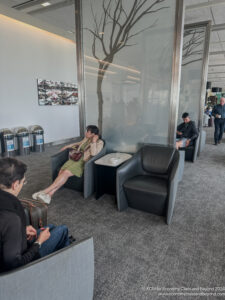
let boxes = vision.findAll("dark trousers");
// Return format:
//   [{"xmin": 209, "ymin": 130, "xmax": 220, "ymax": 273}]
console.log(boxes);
[{"xmin": 214, "ymin": 119, "xmax": 225, "ymax": 143}]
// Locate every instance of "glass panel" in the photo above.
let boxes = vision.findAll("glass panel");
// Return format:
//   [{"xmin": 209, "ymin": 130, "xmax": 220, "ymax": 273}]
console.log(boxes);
[
  {"xmin": 82, "ymin": 0, "xmax": 181, "ymax": 152},
  {"xmin": 178, "ymin": 25, "xmax": 206, "ymax": 126}
]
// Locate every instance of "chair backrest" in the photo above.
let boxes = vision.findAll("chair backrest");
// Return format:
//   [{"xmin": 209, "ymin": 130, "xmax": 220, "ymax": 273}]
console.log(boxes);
[
  {"xmin": 141, "ymin": 145, "xmax": 175, "ymax": 175},
  {"xmin": 0, "ymin": 238, "xmax": 94, "ymax": 300}
]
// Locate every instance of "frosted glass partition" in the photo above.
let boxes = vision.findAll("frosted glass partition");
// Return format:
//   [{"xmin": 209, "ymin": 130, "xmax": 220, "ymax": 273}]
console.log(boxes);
[
  {"xmin": 178, "ymin": 22, "xmax": 211, "ymax": 128},
  {"xmin": 78, "ymin": 0, "xmax": 184, "ymax": 152}
]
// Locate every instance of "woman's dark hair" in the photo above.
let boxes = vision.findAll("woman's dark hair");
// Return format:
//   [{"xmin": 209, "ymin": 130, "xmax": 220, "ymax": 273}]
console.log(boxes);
[
  {"xmin": 182, "ymin": 112, "xmax": 189, "ymax": 118},
  {"xmin": 0, "ymin": 158, "xmax": 27, "ymax": 188},
  {"xmin": 86, "ymin": 125, "xmax": 99, "ymax": 135}
]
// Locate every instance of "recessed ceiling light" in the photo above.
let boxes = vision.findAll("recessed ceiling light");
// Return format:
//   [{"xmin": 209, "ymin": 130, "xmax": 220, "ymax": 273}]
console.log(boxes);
[{"xmin": 41, "ymin": 2, "xmax": 51, "ymax": 7}]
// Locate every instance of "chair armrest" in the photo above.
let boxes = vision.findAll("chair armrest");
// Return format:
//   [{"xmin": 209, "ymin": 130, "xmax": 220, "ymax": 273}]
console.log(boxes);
[
  {"xmin": 116, "ymin": 153, "xmax": 142, "ymax": 211},
  {"xmin": 193, "ymin": 135, "xmax": 200, "ymax": 161},
  {"xmin": 167, "ymin": 151, "xmax": 180, "ymax": 225},
  {"xmin": 83, "ymin": 144, "xmax": 107, "ymax": 199},
  {"xmin": 178, "ymin": 150, "xmax": 185, "ymax": 182},
  {"xmin": 51, "ymin": 149, "xmax": 69, "ymax": 181},
  {"xmin": 199, "ymin": 130, "xmax": 206, "ymax": 153},
  {"xmin": 0, "ymin": 238, "xmax": 94, "ymax": 300}
]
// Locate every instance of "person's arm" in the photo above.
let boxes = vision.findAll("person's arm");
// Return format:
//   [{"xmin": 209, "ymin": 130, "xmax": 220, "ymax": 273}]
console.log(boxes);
[
  {"xmin": 2, "ymin": 216, "xmax": 40, "ymax": 271},
  {"xmin": 189, "ymin": 122, "xmax": 198, "ymax": 141},
  {"xmin": 90, "ymin": 138, "xmax": 103, "ymax": 156},
  {"xmin": 60, "ymin": 139, "xmax": 83, "ymax": 152},
  {"xmin": 212, "ymin": 105, "xmax": 218, "ymax": 118},
  {"xmin": 176, "ymin": 123, "xmax": 183, "ymax": 136}
]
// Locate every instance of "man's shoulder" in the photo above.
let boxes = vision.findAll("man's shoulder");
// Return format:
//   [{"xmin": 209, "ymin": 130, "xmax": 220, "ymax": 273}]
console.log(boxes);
[{"xmin": 0, "ymin": 211, "xmax": 21, "ymax": 227}]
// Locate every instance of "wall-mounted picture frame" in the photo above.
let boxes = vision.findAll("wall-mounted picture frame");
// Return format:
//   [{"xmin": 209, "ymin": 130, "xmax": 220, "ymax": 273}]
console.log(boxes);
[{"xmin": 37, "ymin": 79, "xmax": 78, "ymax": 106}]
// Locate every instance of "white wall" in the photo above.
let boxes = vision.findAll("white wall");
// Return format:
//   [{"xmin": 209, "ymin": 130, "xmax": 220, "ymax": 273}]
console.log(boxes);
[{"xmin": 0, "ymin": 14, "xmax": 80, "ymax": 143}]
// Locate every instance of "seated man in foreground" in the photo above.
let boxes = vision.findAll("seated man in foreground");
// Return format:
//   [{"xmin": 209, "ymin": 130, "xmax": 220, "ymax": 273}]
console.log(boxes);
[
  {"xmin": 0, "ymin": 158, "xmax": 72, "ymax": 273},
  {"xmin": 176, "ymin": 112, "xmax": 198, "ymax": 150}
]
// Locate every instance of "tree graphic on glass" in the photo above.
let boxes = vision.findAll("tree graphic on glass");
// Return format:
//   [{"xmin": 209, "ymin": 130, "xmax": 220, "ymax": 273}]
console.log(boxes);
[
  {"xmin": 178, "ymin": 26, "xmax": 205, "ymax": 125},
  {"xmin": 182, "ymin": 27, "xmax": 205, "ymax": 67},
  {"xmin": 85, "ymin": 0, "xmax": 168, "ymax": 132}
]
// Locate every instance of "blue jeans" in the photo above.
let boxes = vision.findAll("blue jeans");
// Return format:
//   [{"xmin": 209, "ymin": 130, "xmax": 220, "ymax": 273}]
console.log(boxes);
[{"xmin": 36, "ymin": 224, "xmax": 70, "ymax": 257}]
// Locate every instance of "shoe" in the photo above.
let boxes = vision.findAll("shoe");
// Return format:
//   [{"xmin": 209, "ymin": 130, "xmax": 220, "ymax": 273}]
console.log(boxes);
[
  {"xmin": 37, "ymin": 192, "xmax": 51, "ymax": 204},
  {"xmin": 218, "ymin": 140, "xmax": 221, "ymax": 144},
  {"xmin": 32, "ymin": 190, "xmax": 43, "ymax": 200},
  {"xmin": 69, "ymin": 235, "xmax": 76, "ymax": 243},
  {"xmin": 214, "ymin": 143, "xmax": 218, "ymax": 145}
]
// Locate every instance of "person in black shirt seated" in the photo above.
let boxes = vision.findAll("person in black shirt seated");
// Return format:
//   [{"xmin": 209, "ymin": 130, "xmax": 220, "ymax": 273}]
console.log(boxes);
[
  {"xmin": 176, "ymin": 112, "xmax": 198, "ymax": 150},
  {"xmin": 0, "ymin": 158, "xmax": 73, "ymax": 273}
]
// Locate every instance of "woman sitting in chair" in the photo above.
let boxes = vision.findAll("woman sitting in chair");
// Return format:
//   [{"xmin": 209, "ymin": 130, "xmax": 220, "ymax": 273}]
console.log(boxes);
[{"xmin": 32, "ymin": 125, "xmax": 103, "ymax": 204}]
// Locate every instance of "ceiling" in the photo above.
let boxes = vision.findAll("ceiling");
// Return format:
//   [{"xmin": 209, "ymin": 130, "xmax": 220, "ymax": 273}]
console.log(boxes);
[{"xmin": 1, "ymin": 0, "xmax": 225, "ymax": 88}]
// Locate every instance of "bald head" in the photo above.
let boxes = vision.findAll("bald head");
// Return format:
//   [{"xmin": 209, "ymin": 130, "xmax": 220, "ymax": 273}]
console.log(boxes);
[{"xmin": 220, "ymin": 97, "xmax": 225, "ymax": 106}]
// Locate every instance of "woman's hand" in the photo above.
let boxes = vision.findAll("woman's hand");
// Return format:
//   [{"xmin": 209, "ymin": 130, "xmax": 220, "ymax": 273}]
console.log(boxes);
[
  {"xmin": 26, "ymin": 225, "xmax": 37, "ymax": 240},
  {"xmin": 60, "ymin": 145, "xmax": 68, "ymax": 152},
  {"xmin": 92, "ymin": 134, "xmax": 99, "ymax": 143},
  {"xmin": 185, "ymin": 139, "xmax": 191, "ymax": 147}
]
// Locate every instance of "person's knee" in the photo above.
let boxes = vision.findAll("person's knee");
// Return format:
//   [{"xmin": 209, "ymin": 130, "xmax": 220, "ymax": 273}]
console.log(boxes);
[
  {"xmin": 61, "ymin": 170, "xmax": 73, "ymax": 178},
  {"xmin": 58, "ymin": 224, "xmax": 69, "ymax": 235}
]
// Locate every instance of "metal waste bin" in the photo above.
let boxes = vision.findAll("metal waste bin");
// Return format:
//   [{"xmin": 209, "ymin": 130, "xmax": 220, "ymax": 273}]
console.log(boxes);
[
  {"xmin": 30, "ymin": 125, "xmax": 45, "ymax": 152},
  {"xmin": 15, "ymin": 127, "xmax": 30, "ymax": 156},
  {"xmin": 0, "ymin": 129, "xmax": 16, "ymax": 157}
]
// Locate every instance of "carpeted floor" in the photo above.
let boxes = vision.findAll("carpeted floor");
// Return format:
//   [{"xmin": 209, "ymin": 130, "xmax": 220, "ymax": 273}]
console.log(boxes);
[{"xmin": 18, "ymin": 133, "xmax": 225, "ymax": 300}]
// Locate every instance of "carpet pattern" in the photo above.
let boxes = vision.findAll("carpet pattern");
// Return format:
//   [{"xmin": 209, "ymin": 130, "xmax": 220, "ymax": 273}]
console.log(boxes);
[{"xmin": 18, "ymin": 137, "xmax": 225, "ymax": 300}]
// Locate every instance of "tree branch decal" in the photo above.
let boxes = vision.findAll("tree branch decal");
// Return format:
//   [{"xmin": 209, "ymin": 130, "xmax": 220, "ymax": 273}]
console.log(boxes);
[
  {"xmin": 182, "ymin": 27, "xmax": 205, "ymax": 67},
  {"xmin": 85, "ymin": 0, "xmax": 168, "ymax": 132}
]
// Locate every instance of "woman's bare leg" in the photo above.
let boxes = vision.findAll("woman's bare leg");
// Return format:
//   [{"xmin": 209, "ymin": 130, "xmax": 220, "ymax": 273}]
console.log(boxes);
[{"xmin": 43, "ymin": 170, "xmax": 73, "ymax": 196}]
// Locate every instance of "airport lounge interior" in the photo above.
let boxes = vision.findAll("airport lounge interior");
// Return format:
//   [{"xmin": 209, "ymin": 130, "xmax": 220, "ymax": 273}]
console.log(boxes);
[{"xmin": 1, "ymin": 0, "xmax": 225, "ymax": 299}]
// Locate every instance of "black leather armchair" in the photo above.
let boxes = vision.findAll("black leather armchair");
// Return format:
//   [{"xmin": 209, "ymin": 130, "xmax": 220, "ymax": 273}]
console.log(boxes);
[
  {"xmin": 116, "ymin": 145, "xmax": 180, "ymax": 224},
  {"xmin": 51, "ymin": 142, "xmax": 106, "ymax": 199}
]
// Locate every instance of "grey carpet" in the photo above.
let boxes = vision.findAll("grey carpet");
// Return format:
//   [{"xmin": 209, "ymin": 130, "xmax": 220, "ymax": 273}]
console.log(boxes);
[{"xmin": 18, "ymin": 135, "xmax": 225, "ymax": 300}]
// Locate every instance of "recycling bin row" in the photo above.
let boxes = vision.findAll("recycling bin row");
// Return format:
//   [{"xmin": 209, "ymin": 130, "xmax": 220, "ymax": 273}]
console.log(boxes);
[{"xmin": 0, "ymin": 125, "xmax": 44, "ymax": 157}]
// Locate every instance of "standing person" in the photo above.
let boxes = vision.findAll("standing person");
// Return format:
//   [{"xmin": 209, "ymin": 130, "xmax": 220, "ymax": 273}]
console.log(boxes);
[
  {"xmin": 0, "ymin": 158, "xmax": 71, "ymax": 273},
  {"xmin": 32, "ymin": 125, "xmax": 104, "ymax": 204},
  {"xmin": 176, "ymin": 112, "xmax": 199, "ymax": 150},
  {"xmin": 212, "ymin": 97, "xmax": 225, "ymax": 145}
]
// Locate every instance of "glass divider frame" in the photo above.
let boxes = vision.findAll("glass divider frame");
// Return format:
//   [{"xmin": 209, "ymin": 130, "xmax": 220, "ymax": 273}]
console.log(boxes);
[
  {"xmin": 75, "ymin": 0, "xmax": 86, "ymax": 137},
  {"xmin": 184, "ymin": 21, "xmax": 211, "ymax": 153}
]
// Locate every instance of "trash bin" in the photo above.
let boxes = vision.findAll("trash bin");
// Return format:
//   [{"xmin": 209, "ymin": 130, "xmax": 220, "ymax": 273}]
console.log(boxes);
[
  {"xmin": 15, "ymin": 127, "xmax": 30, "ymax": 156},
  {"xmin": 0, "ymin": 129, "xmax": 16, "ymax": 157},
  {"xmin": 30, "ymin": 125, "xmax": 45, "ymax": 152}
]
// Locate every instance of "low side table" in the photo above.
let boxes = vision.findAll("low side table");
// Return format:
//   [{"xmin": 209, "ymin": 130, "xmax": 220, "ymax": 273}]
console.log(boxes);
[{"xmin": 94, "ymin": 153, "xmax": 132, "ymax": 200}]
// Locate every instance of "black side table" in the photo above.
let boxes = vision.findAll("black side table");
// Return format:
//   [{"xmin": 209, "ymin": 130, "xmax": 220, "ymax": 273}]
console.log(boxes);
[{"xmin": 94, "ymin": 153, "xmax": 132, "ymax": 199}]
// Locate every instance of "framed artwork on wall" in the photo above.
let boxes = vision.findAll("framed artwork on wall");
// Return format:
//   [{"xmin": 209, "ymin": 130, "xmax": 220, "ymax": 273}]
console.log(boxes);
[{"xmin": 37, "ymin": 79, "xmax": 78, "ymax": 106}]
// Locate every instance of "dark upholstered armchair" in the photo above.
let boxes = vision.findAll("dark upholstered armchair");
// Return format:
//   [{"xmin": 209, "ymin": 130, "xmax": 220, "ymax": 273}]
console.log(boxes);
[
  {"xmin": 179, "ymin": 134, "xmax": 199, "ymax": 162},
  {"xmin": 51, "ymin": 142, "xmax": 106, "ymax": 199},
  {"xmin": 116, "ymin": 145, "xmax": 181, "ymax": 224}
]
